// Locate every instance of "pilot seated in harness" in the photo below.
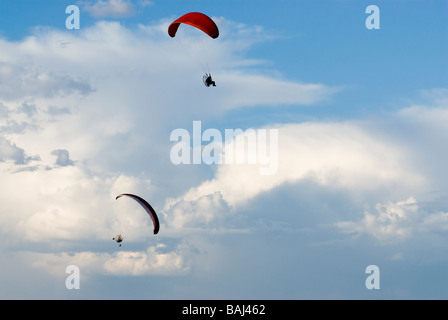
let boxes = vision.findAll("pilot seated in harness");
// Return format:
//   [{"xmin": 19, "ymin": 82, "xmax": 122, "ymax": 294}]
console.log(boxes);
[{"xmin": 203, "ymin": 73, "xmax": 216, "ymax": 87}]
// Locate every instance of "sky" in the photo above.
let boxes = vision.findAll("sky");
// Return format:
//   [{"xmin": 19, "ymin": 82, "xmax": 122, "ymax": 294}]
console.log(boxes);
[{"xmin": 0, "ymin": 0, "xmax": 447, "ymax": 300}]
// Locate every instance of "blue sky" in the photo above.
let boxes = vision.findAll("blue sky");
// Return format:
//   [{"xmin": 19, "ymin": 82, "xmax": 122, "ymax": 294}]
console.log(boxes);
[{"xmin": 0, "ymin": 0, "xmax": 447, "ymax": 299}]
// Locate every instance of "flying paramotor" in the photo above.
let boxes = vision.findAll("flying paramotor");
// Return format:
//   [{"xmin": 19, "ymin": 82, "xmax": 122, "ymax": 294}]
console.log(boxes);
[{"xmin": 168, "ymin": 12, "xmax": 219, "ymax": 87}]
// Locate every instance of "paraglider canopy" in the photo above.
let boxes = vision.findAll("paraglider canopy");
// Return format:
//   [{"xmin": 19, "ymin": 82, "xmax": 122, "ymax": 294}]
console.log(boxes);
[
  {"xmin": 168, "ymin": 12, "xmax": 219, "ymax": 39},
  {"xmin": 116, "ymin": 193, "xmax": 160, "ymax": 235}
]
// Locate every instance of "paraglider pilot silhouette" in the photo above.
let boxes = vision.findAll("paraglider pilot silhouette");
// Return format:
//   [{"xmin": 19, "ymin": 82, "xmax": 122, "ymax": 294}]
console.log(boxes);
[{"xmin": 203, "ymin": 73, "xmax": 216, "ymax": 87}]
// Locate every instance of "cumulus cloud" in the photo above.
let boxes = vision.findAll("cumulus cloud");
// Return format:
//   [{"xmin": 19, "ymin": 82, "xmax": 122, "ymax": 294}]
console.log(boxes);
[
  {"xmin": 27, "ymin": 243, "xmax": 189, "ymax": 277},
  {"xmin": 0, "ymin": 137, "xmax": 40, "ymax": 164},
  {"xmin": 335, "ymin": 197, "xmax": 448, "ymax": 241},
  {"xmin": 166, "ymin": 121, "xmax": 423, "ymax": 216},
  {"xmin": 0, "ymin": 61, "xmax": 92, "ymax": 101},
  {"xmin": 163, "ymin": 89, "xmax": 448, "ymax": 234},
  {"xmin": 0, "ymin": 162, "xmax": 153, "ymax": 245},
  {"xmin": 104, "ymin": 244, "xmax": 189, "ymax": 275},
  {"xmin": 165, "ymin": 192, "xmax": 230, "ymax": 230},
  {"xmin": 0, "ymin": 137, "xmax": 28, "ymax": 164}
]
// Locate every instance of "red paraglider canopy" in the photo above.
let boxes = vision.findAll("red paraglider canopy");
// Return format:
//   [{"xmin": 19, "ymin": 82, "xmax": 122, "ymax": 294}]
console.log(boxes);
[{"xmin": 168, "ymin": 12, "xmax": 219, "ymax": 39}]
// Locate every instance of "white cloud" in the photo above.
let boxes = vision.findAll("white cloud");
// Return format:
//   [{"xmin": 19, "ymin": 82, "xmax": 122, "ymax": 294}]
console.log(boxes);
[
  {"xmin": 166, "ymin": 121, "xmax": 423, "ymax": 215},
  {"xmin": 163, "ymin": 90, "xmax": 448, "ymax": 232},
  {"xmin": 335, "ymin": 197, "xmax": 448, "ymax": 241},
  {"xmin": 214, "ymin": 72, "xmax": 336, "ymax": 110},
  {"xmin": 0, "ymin": 137, "xmax": 30, "ymax": 164},
  {"xmin": 390, "ymin": 252, "xmax": 404, "ymax": 261},
  {"xmin": 165, "ymin": 192, "xmax": 230, "ymax": 230},
  {"xmin": 79, "ymin": 0, "xmax": 135, "ymax": 18},
  {"xmin": 137, "ymin": 0, "xmax": 153, "ymax": 8},
  {"xmin": 335, "ymin": 197, "xmax": 418, "ymax": 240},
  {"xmin": 420, "ymin": 211, "xmax": 448, "ymax": 232},
  {"xmin": 0, "ymin": 162, "xmax": 154, "ymax": 245},
  {"xmin": 25, "ymin": 242, "xmax": 188, "ymax": 277},
  {"xmin": 104, "ymin": 244, "xmax": 189, "ymax": 275},
  {"xmin": 0, "ymin": 61, "xmax": 92, "ymax": 101}
]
